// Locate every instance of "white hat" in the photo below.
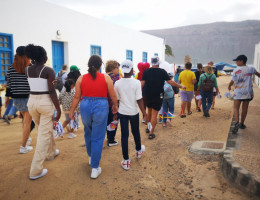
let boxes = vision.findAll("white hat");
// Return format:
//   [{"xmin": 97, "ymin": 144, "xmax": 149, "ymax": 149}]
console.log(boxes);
[
  {"xmin": 121, "ymin": 60, "xmax": 133, "ymax": 73},
  {"xmin": 151, "ymin": 56, "xmax": 160, "ymax": 66}
]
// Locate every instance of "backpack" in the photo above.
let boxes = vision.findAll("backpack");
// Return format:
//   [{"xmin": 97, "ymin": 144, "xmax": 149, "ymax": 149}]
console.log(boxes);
[
  {"xmin": 202, "ymin": 74, "xmax": 214, "ymax": 92},
  {"xmin": 163, "ymin": 82, "xmax": 174, "ymax": 99},
  {"xmin": 55, "ymin": 71, "xmax": 65, "ymax": 92}
]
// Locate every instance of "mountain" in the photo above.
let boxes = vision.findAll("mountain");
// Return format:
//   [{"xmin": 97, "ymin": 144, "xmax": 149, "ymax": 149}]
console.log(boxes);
[{"xmin": 143, "ymin": 20, "xmax": 260, "ymax": 65}]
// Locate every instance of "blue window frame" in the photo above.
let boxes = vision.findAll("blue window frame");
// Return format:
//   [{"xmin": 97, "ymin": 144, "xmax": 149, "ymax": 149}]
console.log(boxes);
[
  {"xmin": 142, "ymin": 52, "xmax": 148, "ymax": 62},
  {"xmin": 154, "ymin": 53, "xmax": 158, "ymax": 56},
  {"xmin": 126, "ymin": 50, "xmax": 133, "ymax": 61},
  {"xmin": 91, "ymin": 45, "xmax": 102, "ymax": 56},
  {"xmin": 90, "ymin": 45, "xmax": 102, "ymax": 72},
  {"xmin": 0, "ymin": 33, "xmax": 13, "ymax": 84}
]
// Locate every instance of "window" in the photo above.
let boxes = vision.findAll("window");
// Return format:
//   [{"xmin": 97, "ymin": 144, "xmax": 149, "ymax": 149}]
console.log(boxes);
[
  {"xmin": 154, "ymin": 53, "xmax": 158, "ymax": 56},
  {"xmin": 142, "ymin": 52, "xmax": 148, "ymax": 62},
  {"xmin": 90, "ymin": 45, "xmax": 101, "ymax": 56},
  {"xmin": 126, "ymin": 50, "xmax": 133, "ymax": 61},
  {"xmin": 0, "ymin": 33, "xmax": 13, "ymax": 84}
]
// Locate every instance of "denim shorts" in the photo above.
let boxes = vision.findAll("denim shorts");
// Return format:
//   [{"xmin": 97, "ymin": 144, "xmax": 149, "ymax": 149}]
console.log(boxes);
[
  {"xmin": 180, "ymin": 90, "xmax": 194, "ymax": 102},
  {"xmin": 13, "ymin": 98, "xmax": 29, "ymax": 112}
]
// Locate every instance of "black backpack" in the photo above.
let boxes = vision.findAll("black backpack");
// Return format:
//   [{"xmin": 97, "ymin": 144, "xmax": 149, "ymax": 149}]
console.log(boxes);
[
  {"xmin": 55, "ymin": 71, "xmax": 65, "ymax": 92},
  {"xmin": 202, "ymin": 74, "xmax": 214, "ymax": 92}
]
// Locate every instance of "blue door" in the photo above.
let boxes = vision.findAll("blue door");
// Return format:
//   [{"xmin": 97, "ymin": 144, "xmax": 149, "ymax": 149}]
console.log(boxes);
[
  {"xmin": 0, "ymin": 33, "xmax": 13, "ymax": 84},
  {"xmin": 52, "ymin": 41, "xmax": 64, "ymax": 75}
]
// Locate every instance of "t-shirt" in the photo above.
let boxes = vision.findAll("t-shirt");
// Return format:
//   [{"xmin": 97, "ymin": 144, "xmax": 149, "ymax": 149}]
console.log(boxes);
[
  {"xmin": 163, "ymin": 81, "xmax": 174, "ymax": 99},
  {"xmin": 232, "ymin": 66, "xmax": 256, "ymax": 100},
  {"xmin": 179, "ymin": 70, "xmax": 196, "ymax": 91},
  {"xmin": 142, "ymin": 68, "xmax": 170, "ymax": 99},
  {"xmin": 114, "ymin": 78, "xmax": 142, "ymax": 116},
  {"xmin": 198, "ymin": 73, "xmax": 218, "ymax": 89}
]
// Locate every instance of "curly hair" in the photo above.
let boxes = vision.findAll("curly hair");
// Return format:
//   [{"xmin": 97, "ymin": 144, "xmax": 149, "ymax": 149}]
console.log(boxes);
[
  {"xmin": 105, "ymin": 60, "xmax": 119, "ymax": 73},
  {"xmin": 25, "ymin": 44, "xmax": 48, "ymax": 65},
  {"xmin": 88, "ymin": 55, "xmax": 102, "ymax": 80}
]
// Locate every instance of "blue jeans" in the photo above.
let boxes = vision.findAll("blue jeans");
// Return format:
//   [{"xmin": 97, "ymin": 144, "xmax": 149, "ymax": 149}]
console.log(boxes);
[
  {"xmin": 80, "ymin": 97, "xmax": 109, "ymax": 168},
  {"xmin": 3, "ymin": 99, "xmax": 17, "ymax": 118},
  {"xmin": 162, "ymin": 98, "xmax": 175, "ymax": 123},
  {"xmin": 118, "ymin": 113, "xmax": 141, "ymax": 160},
  {"xmin": 201, "ymin": 91, "xmax": 213, "ymax": 113}
]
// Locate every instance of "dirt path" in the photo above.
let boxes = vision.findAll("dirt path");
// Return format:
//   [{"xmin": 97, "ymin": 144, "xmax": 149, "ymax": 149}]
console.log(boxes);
[{"xmin": 0, "ymin": 76, "xmax": 252, "ymax": 200}]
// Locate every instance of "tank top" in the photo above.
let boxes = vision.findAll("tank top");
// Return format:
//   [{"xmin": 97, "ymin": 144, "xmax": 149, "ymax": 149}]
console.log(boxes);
[
  {"xmin": 81, "ymin": 73, "xmax": 107, "ymax": 97},
  {"xmin": 27, "ymin": 66, "xmax": 49, "ymax": 92}
]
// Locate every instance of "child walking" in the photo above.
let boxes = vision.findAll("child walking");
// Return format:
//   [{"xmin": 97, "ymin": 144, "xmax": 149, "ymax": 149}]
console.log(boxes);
[
  {"xmin": 162, "ymin": 73, "xmax": 175, "ymax": 127},
  {"xmin": 59, "ymin": 79, "xmax": 77, "ymax": 139},
  {"xmin": 114, "ymin": 60, "xmax": 147, "ymax": 170}
]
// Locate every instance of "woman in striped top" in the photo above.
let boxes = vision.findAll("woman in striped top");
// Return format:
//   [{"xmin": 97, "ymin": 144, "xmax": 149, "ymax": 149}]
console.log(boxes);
[{"xmin": 6, "ymin": 46, "xmax": 33, "ymax": 154}]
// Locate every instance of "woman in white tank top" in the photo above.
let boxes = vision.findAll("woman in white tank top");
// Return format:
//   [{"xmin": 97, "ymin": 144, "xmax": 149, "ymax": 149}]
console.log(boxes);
[{"xmin": 25, "ymin": 44, "xmax": 61, "ymax": 180}]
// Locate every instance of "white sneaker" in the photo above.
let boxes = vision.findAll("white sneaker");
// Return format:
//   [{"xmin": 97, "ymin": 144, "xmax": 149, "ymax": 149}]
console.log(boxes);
[
  {"xmin": 26, "ymin": 137, "xmax": 32, "ymax": 146},
  {"xmin": 30, "ymin": 169, "xmax": 48, "ymax": 180},
  {"xmin": 46, "ymin": 149, "xmax": 59, "ymax": 161},
  {"xmin": 136, "ymin": 145, "xmax": 145, "ymax": 159},
  {"xmin": 20, "ymin": 146, "xmax": 33, "ymax": 154},
  {"xmin": 89, "ymin": 157, "xmax": 91, "ymax": 165},
  {"xmin": 68, "ymin": 133, "xmax": 77, "ymax": 139},
  {"xmin": 121, "ymin": 159, "xmax": 130, "ymax": 170},
  {"xmin": 91, "ymin": 167, "xmax": 102, "ymax": 179}
]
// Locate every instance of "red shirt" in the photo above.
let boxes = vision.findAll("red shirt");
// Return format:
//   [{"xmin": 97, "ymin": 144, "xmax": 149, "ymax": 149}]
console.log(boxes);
[{"xmin": 81, "ymin": 73, "xmax": 107, "ymax": 97}]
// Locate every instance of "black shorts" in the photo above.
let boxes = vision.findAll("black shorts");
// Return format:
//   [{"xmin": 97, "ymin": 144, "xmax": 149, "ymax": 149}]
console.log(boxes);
[
  {"xmin": 236, "ymin": 98, "xmax": 253, "ymax": 102},
  {"xmin": 0, "ymin": 97, "xmax": 2, "ymax": 107},
  {"xmin": 146, "ymin": 97, "xmax": 163, "ymax": 111}
]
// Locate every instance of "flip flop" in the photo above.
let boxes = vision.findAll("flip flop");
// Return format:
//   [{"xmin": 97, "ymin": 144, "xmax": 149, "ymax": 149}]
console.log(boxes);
[
  {"xmin": 148, "ymin": 133, "xmax": 155, "ymax": 140},
  {"xmin": 145, "ymin": 128, "xmax": 150, "ymax": 134},
  {"xmin": 180, "ymin": 114, "xmax": 186, "ymax": 118},
  {"xmin": 188, "ymin": 111, "xmax": 192, "ymax": 115}
]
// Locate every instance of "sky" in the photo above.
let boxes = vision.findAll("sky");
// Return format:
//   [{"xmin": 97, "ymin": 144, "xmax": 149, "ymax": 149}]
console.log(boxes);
[{"xmin": 46, "ymin": 0, "xmax": 260, "ymax": 30}]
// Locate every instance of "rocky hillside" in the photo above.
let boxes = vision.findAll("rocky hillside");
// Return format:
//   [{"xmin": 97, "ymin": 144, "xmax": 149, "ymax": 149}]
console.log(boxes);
[{"xmin": 143, "ymin": 20, "xmax": 260, "ymax": 64}]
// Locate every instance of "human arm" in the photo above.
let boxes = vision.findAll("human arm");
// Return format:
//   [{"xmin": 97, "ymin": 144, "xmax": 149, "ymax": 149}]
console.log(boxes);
[
  {"xmin": 167, "ymin": 80, "xmax": 186, "ymax": 89},
  {"xmin": 69, "ymin": 76, "xmax": 82, "ymax": 119},
  {"xmin": 255, "ymin": 71, "xmax": 260, "ymax": 77},
  {"xmin": 47, "ymin": 68, "xmax": 61, "ymax": 121},
  {"xmin": 228, "ymin": 80, "xmax": 234, "ymax": 91},
  {"xmin": 105, "ymin": 74, "xmax": 118, "ymax": 114},
  {"xmin": 137, "ymin": 99, "xmax": 148, "ymax": 124},
  {"xmin": 141, "ymin": 80, "xmax": 145, "ymax": 89}
]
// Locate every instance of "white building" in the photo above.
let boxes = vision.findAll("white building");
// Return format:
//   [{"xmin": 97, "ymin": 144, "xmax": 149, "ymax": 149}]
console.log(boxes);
[
  {"xmin": 0, "ymin": 0, "xmax": 165, "ymax": 84},
  {"xmin": 254, "ymin": 42, "xmax": 260, "ymax": 87}
]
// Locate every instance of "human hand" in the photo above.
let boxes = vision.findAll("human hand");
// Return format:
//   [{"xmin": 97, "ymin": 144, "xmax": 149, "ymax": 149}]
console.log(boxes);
[
  {"xmin": 53, "ymin": 110, "xmax": 61, "ymax": 122},
  {"xmin": 143, "ymin": 114, "xmax": 148, "ymax": 125},
  {"xmin": 112, "ymin": 105, "xmax": 118, "ymax": 114},
  {"xmin": 52, "ymin": 79, "xmax": 57, "ymax": 87},
  {"xmin": 181, "ymin": 85, "xmax": 186, "ymax": 90},
  {"xmin": 69, "ymin": 111, "xmax": 74, "ymax": 120}
]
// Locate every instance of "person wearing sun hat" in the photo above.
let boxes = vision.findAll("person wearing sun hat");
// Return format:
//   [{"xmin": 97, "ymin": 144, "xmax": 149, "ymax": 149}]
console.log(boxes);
[{"xmin": 228, "ymin": 54, "xmax": 260, "ymax": 134}]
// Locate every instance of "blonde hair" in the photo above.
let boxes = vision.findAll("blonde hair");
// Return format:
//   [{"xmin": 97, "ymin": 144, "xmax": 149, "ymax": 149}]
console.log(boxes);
[
  {"xmin": 105, "ymin": 60, "xmax": 119, "ymax": 73},
  {"xmin": 204, "ymin": 65, "xmax": 213, "ymax": 74}
]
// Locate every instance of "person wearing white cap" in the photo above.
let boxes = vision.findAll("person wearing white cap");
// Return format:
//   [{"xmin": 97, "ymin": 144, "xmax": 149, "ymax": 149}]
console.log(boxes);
[
  {"xmin": 114, "ymin": 60, "xmax": 147, "ymax": 170},
  {"xmin": 141, "ymin": 56, "xmax": 185, "ymax": 139}
]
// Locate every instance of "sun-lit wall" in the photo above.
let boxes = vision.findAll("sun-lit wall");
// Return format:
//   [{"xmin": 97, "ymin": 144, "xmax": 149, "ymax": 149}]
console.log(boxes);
[
  {"xmin": 0, "ymin": 0, "xmax": 164, "ymax": 74},
  {"xmin": 254, "ymin": 42, "xmax": 260, "ymax": 88}
]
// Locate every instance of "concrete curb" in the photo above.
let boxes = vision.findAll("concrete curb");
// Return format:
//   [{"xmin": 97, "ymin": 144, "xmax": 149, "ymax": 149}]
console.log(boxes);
[{"xmin": 221, "ymin": 119, "xmax": 260, "ymax": 197}]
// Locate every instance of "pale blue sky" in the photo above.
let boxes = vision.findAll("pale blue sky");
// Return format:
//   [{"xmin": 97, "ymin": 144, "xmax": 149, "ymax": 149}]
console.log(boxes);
[{"xmin": 46, "ymin": 0, "xmax": 260, "ymax": 30}]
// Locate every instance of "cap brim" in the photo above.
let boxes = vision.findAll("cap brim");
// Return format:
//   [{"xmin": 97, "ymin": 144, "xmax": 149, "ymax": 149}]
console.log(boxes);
[
  {"xmin": 233, "ymin": 59, "xmax": 237, "ymax": 61},
  {"xmin": 121, "ymin": 68, "xmax": 132, "ymax": 73}
]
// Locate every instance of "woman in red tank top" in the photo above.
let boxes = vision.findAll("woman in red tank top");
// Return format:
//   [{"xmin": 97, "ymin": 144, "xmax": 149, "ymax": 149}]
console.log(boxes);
[{"xmin": 69, "ymin": 55, "xmax": 118, "ymax": 179}]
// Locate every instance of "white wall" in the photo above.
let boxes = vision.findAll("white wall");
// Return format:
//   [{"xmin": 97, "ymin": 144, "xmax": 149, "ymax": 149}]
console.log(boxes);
[
  {"xmin": 253, "ymin": 42, "xmax": 260, "ymax": 88},
  {"xmin": 0, "ymin": 0, "xmax": 164, "ymax": 74}
]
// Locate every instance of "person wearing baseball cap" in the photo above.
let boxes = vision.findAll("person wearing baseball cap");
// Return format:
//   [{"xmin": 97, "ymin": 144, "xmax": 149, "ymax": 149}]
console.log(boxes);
[
  {"xmin": 228, "ymin": 54, "xmax": 260, "ymax": 134},
  {"xmin": 114, "ymin": 60, "xmax": 147, "ymax": 170},
  {"xmin": 141, "ymin": 57, "xmax": 185, "ymax": 139}
]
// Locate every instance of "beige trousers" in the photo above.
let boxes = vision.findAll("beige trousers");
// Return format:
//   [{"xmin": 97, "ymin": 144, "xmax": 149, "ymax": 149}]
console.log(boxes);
[{"xmin": 28, "ymin": 94, "xmax": 56, "ymax": 177}]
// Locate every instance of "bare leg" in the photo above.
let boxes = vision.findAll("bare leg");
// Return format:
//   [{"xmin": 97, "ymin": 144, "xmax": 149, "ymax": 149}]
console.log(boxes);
[
  {"xmin": 233, "ymin": 100, "xmax": 241, "ymax": 124},
  {"xmin": 147, "ymin": 107, "xmax": 152, "ymax": 122},
  {"xmin": 187, "ymin": 102, "xmax": 191, "ymax": 113},
  {"xmin": 240, "ymin": 101, "xmax": 250, "ymax": 124},
  {"xmin": 62, "ymin": 120, "xmax": 70, "ymax": 128},
  {"xmin": 181, "ymin": 101, "xmax": 187, "ymax": 115},
  {"xmin": 21, "ymin": 111, "xmax": 32, "ymax": 147},
  {"xmin": 150, "ymin": 109, "xmax": 159, "ymax": 134},
  {"xmin": 212, "ymin": 96, "xmax": 216, "ymax": 109},
  {"xmin": 198, "ymin": 99, "xmax": 202, "ymax": 110}
]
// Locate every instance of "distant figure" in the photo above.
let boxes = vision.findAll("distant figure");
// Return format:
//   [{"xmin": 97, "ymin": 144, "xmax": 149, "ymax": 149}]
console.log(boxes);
[
  {"xmin": 198, "ymin": 65, "xmax": 219, "ymax": 117},
  {"xmin": 194, "ymin": 63, "xmax": 204, "ymax": 112},
  {"xmin": 67, "ymin": 65, "xmax": 81, "ymax": 83},
  {"xmin": 208, "ymin": 61, "xmax": 219, "ymax": 109},
  {"xmin": 178, "ymin": 62, "xmax": 196, "ymax": 117},
  {"xmin": 174, "ymin": 66, "xmax": 181, "ymax": 97},
  {"xmin": 55, "ymin": 64, "xmax": 68, "ymax": 92},
  {"xmin": 228, "ymin": 55, "xmax": 260, "ymax": 134}
]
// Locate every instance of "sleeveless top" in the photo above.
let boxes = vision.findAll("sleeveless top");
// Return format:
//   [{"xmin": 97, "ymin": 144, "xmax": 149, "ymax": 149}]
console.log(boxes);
[
  {"xmin": 81, "ymin": 73, "xmax": 107, "ymax": 97},
  {"xmin": 27, "ymin": 66, "xmax": 49, "ymax": 92}
]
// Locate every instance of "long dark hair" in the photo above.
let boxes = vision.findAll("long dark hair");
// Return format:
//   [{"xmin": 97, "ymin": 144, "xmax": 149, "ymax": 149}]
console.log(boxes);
[
  {"xmin": 64, "ymin": 79, "xmax": 75, "ymax": 92},
  {"xmin": 88, "ymin": 55, "xmax": 102, "ymax": 80}
]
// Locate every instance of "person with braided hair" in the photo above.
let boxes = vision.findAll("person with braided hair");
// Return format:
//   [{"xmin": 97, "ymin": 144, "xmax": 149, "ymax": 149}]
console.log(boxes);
[
  {"xmin": 25, "ymin": 44, "xmax": 61, "ymax": 180},
  {"xmin": 70, "ymin": 55, "xmax": 118, "ymax": 179}
]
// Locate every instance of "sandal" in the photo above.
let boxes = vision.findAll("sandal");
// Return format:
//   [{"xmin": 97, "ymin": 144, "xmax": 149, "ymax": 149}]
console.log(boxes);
[
  {"xmin": 148, "ymin": 133, "xmax": 155, "ymax": 140},
  {"xmin": 145, "ymin": 128, "xmax": 150, "ymax": 134},
  {"xmin": 188, "ymin": 111, "xmax": 192, "ymax": 115},
  {"xmin": 198, "ymin": 108, "xmax": 201, "ymax": 112},
  {"xmin": 180, "ymin": 114, "xmax": 186, "ymax": 118}
]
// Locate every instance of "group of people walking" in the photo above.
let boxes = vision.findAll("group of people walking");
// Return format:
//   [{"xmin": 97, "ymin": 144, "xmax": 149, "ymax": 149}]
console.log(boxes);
[{"xmin": 1, "ymin": 43, "xmax": 259, "ymax": 180}]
